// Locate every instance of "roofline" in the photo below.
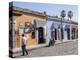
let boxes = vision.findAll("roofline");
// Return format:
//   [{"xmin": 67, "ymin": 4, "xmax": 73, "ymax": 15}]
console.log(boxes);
[
  {"xmin": 9, "ymin": 6, "xmax": 78, "ymax": 24},
  {"xmin": 47, "ymin": 17, "xmax": 78, "ymax": 25},
  {"xmin": 9, "ymin": 6, "xmax": 47, "ymax": 17}
]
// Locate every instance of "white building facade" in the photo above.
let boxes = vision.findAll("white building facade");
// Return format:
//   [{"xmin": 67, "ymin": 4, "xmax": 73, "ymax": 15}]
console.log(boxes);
[{"xmin": 47, "ymin": 17, "xmax": 78, "ymax": 43}]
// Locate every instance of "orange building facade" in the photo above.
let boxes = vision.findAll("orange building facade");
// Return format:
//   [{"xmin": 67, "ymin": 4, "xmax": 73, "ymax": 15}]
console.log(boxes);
[{"xmin": 9, "ymin": 6, "xmax": 48, "ymax": 57}]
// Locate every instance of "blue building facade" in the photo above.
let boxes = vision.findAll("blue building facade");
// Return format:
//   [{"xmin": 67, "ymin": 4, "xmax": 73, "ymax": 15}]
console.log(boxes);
[{"xmin": 47, "ymin": 16, "xmax": 78, "ymax": 43}]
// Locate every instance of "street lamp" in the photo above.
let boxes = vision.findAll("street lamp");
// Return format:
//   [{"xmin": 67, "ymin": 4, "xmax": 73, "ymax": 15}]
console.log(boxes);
[
  {"xmin": 60, "ymin": 10, "xmax": 66, "ymax": 41},
  {"xmin": 68, "ymin": 11, "xmax": 73, "ymax": 40}
]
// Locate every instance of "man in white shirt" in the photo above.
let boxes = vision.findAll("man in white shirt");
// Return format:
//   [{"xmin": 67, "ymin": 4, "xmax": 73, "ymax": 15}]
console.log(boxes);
[{"xmin": 22, "ymin": 34, "xmax": 28, "ymax": 56}]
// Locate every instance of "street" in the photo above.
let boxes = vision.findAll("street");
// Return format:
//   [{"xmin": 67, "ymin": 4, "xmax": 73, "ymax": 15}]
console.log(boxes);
[{"xmin": 16, "ymin": 40, "xmax": 78, "ymax": 58}]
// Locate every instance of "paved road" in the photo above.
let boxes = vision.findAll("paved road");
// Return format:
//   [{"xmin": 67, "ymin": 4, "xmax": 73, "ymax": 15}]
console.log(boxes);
[{"xmin": 16, "ymin": 40, "xmax": 78, "ymax": 58}]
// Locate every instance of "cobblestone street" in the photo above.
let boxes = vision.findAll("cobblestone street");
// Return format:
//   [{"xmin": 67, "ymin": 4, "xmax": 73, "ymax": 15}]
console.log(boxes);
[{"xmin": 16, "ymin": 40, "xmax": 78, "ymax": 58}]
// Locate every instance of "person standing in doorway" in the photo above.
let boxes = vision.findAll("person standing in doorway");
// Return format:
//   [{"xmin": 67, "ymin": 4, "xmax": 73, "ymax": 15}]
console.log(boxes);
[{"xmin": 21, "ymin": 34, "xmax": 28, "ymax": 56}]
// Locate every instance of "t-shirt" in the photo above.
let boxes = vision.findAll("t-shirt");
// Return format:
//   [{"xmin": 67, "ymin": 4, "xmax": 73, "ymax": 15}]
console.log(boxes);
[{"xmin": 22, "ymin": 36, "xmax": 27, "ymax": 45}]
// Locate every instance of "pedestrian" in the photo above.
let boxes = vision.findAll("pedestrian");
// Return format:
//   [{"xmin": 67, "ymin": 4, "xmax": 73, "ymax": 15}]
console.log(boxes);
[{"xmin": 21, "ymin": 33, "xmax": 28, "ymax": 56}]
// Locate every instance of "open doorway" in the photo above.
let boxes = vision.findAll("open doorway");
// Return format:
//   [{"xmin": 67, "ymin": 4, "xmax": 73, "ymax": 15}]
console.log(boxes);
[
  {"xmin": 38, "ymin": 27, "xmax": 45, "ymax": 44},
  {"xmin": 54, "ymin": 28, "xmax": 57, "ymax": 40},
  {"xmin": 67, "ymin": 28, "xmax": 70, "ymax": 40}
]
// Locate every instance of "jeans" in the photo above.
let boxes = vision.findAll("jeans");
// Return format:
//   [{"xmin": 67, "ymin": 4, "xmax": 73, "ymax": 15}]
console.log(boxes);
[{"xmin": 22, "ymin": 45, "xmax": 28, "ymax": 56}]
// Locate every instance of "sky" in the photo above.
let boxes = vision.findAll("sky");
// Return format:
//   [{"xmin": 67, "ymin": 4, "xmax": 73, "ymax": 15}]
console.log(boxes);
[{"xmin": 12, "ymin": 1, "xmax": 78, "ymax": 21}]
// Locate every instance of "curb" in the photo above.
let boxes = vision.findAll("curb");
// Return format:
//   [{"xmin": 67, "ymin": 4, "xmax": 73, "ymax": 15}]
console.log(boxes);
[{"xmin": 55, "ymin": 40, "xmax": 78, "ymax": 45}]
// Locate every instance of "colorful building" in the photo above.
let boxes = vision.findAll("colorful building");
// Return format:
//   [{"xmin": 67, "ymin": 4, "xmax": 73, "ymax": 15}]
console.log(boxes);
[
  {"xmin": 9, "ymin": 6, "xmax": 78, "ymax": 57},
  {"xmin": 9, "ymin": 6, "xmax": 48, "ymax": 57},
  {"xmin": 47, "ymin": 16, "xmax": 78, "ymax": 42}
]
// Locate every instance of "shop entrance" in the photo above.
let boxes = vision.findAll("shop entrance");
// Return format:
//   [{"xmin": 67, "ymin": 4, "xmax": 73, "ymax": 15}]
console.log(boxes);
[{"xmin": 38, "ymin": 27, "xmax": 44, "ymax": 44}]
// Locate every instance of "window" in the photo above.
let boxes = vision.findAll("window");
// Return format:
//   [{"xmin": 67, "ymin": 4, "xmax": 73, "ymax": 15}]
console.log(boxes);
[{"xmin": 24, "ymin": 22, "xmax": 32, "ymax": 33}]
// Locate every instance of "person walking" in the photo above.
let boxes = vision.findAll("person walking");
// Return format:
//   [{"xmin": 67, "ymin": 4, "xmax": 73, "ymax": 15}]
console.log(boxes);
[{"xmin": 21, "ymin": 34, "xmax": 28, "ymax": 56}]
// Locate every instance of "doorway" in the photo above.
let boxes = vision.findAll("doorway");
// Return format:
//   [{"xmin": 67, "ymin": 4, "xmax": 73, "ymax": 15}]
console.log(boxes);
[
  {"xmin": 54, "ymin": 28, "xmax": 57, "ymax": 40},
  {"xmin": 72, "ymin": 28, "xmax": 75, "ymax": 39},
  {"xmin": 67, "ymin": 28, "xmax": 70, "ymax": 40},
  {"xmin": 38, "ymin": 27, "xmax": 45, "ymax": 44}
]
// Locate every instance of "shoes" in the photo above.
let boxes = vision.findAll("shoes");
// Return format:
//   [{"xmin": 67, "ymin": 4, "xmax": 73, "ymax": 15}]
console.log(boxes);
[
  {"xmin": 26, "ymin": 53, "xmax": 28, "ymax": 55},
  {"xmin": 21, "ymin": 55, "xmax": 25, "ymax": 56}
]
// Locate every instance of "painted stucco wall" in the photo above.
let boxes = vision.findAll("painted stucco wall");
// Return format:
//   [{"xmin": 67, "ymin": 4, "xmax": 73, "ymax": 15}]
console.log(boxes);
[{"xmin": 15, "ymin": 14, "xmax": 47, "ymax": 48}]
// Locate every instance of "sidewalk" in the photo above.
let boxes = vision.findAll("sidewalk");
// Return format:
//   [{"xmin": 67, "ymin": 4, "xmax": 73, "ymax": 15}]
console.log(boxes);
[
  {"xmin": 10, "ymin": 43, "xmax": 48, "ymax": 58},
  {"xmin": 55, "ymin": 39, "xmax": 78, "ymax": 45},
  {"xmin": 11, "ymin": 39, "xmax": 78, "ymax": 58}
]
